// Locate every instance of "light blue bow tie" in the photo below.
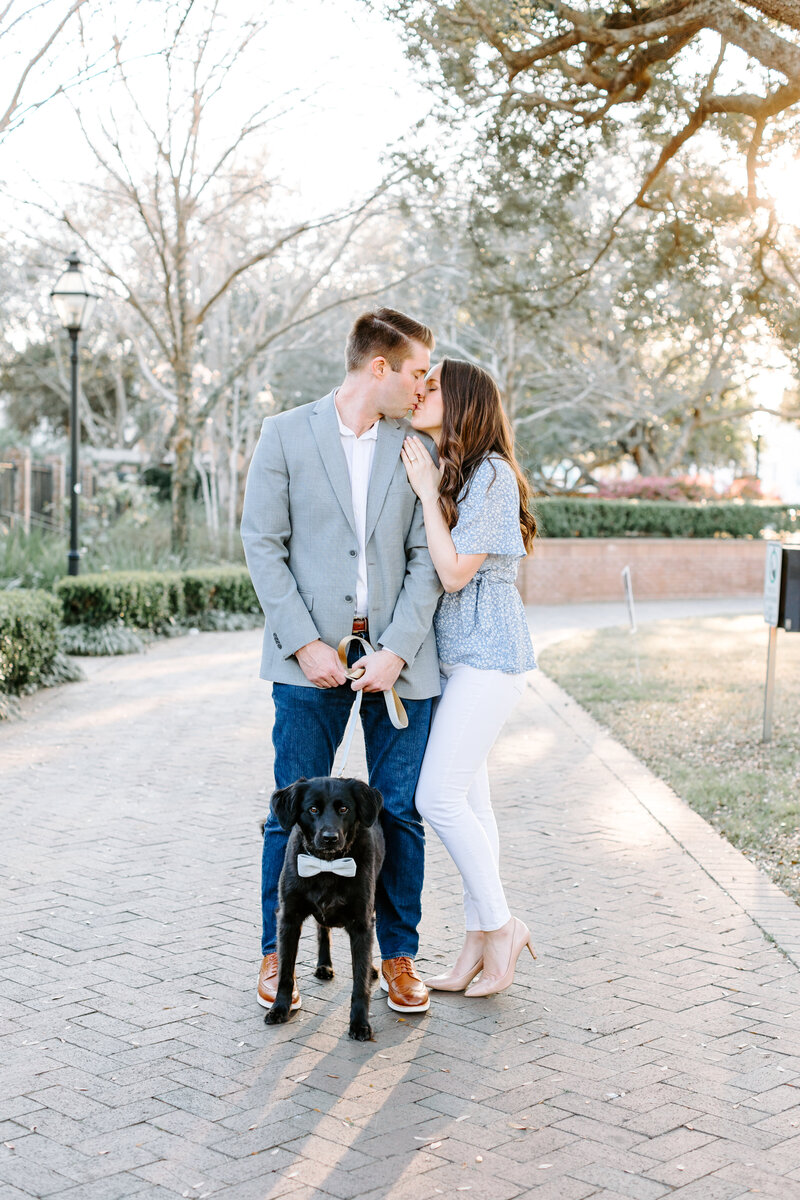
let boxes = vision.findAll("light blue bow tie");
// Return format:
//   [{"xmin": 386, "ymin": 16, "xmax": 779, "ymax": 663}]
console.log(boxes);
[{"xmin": 297, "ymin": 853, "xmax": 357, "ymax": 878}]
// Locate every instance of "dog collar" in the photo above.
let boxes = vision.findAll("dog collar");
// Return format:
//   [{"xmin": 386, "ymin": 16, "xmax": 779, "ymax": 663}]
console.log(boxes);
[{"xmin": 297, "ymin": 853, "xmax": 357, "ymax": 878}]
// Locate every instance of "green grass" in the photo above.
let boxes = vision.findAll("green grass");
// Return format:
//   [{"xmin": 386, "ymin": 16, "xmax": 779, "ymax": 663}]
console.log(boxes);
[
  {"xmin": 0, "ymin": 526, "xmax": 66, "ymax": 590},
  {"xmin": 539, "ymin": 616, "xmax": 800, "ymax": 904},
  {"xmin": 1, "ymin": 505, "xmax": 246, "ymax": 591}
]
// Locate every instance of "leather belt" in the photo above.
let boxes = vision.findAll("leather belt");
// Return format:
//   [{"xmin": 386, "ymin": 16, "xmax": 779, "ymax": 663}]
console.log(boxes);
[
  {"xmin": 352, "ymin": 617, "xmax": 369, "ymax": 635},
  {"xmin": 333, "ymin": 634, "xmax": 408, "ymax": 776}
]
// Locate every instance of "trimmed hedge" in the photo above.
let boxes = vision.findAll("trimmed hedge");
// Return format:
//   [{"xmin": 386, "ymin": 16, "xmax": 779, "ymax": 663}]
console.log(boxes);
[
  {"xmin": 57, "ymin": 571, "xmax": 184, "ymax": 628},
  {"xmin": 0, "ymin": 589, "xmax": 62, "ymax": 693},
  {"xmin": 182, "ymin": 567, "xmax": 260, "ymax": 617},
  {"xmin": 534, "ymin": 498, "xmax": 800, "ymax": 539},
  {"xmin": 56, "ymin": 567, "xmax": 260, "ymax": 629}
]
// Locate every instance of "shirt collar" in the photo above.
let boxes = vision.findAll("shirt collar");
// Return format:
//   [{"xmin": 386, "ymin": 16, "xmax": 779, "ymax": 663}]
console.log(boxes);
[{"xmin": 334, "ymin": 396, "xmax": 379, "ymax": 441}]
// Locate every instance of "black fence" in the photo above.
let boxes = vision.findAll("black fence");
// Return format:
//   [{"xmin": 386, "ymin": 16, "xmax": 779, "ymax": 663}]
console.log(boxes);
[
  {"xmin": 31, "ymin": 464, "xmax": 54, "ymax": 522},
  {"xmin": 0, "ymin": 457, "xmax": 62, "ymax": 530},
  {"xmin": 0, "ymin": 462, "xmax": 15, "ymax": 519}
]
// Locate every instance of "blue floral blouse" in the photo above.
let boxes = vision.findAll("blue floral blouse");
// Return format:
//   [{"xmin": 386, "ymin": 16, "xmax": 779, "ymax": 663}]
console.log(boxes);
[{"xmin": 434, "ymin": 456, "xmax": 536, "ymax": 674}]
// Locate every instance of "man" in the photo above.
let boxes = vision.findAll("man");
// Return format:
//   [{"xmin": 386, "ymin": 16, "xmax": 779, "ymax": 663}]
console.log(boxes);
[{"xmin": 241, "ymin": 307, "xmax": 442, "ymax": 1015}]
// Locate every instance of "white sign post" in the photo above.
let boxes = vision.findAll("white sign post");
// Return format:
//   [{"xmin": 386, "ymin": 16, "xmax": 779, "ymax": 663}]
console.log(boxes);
[
  {"xmin": 763, "ymin": 542, "xmax": 782, "ymax": 626},
  {"xmin": 762, "ymin": 543, "xmax": 782, "ymax": 742},
  {"xmin": 621, "ymin": 565, "xmax": 637, "ymax": 634},
  {"xmin": 621, "ymin": 565, "xmax": 642, "ymax": 683}
]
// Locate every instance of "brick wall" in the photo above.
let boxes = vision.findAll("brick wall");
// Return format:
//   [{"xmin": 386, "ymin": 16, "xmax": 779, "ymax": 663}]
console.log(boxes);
[{"xmin": 517, "ymin": 538, "xmax": 767, "ymax": 604}]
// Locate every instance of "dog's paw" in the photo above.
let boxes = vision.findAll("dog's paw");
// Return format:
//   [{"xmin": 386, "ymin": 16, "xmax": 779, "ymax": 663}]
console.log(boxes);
[
  {"xmin": 314, "ymin": 965, "xmax": 335, "ymax": 981},
  {"xmin": 370, "ymin": 965, "xmax": 379, "ymax": 982},
  {"xmin": 264, "ymin": 1005, "xmax": 291, "ymax": 1025},
  {"xmin": 348, "ymin": 1019, "xmax": 373, "ymax": 1042}
]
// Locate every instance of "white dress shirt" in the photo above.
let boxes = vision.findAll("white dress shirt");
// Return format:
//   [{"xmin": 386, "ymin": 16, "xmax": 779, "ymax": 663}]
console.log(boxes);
[{"xmin": 334, "ymin": 400, "xmax": 378, "ymax": 617}]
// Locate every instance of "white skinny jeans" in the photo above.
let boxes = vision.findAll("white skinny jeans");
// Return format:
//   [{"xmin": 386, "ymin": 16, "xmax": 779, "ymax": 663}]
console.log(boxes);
[{"xmin": 415, "ymin": 662, "xmax": 527, "ymax": 932}]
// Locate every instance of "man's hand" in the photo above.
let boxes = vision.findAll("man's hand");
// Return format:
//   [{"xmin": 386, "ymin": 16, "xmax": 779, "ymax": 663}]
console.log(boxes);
[
  {"xmin": 295, "ymin": 640, "xmax": 348, "ymax": 688},
  {"xmin": 350, "ymin": 648, "xmax": 405, "ymax": 694}
]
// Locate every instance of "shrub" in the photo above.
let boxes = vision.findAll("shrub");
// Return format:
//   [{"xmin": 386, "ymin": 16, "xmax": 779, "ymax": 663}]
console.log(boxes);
[
  {"xmin": 534, "ymin": 498, "xmax": 799, "ymax": 539},
  {"xmin": 141, "ymin": 465, "xmax": 172, "ymax": 503},
  {"xmin": 192, "ymin": 610, "xmax": 264, "ymax": 632},
  {"xmin": 56, "ymin": 566, "xmax": 259, "ymax": 630},
  {"xmin": 594, "ymin": 476, "xmax": 716, "ymax": 502},
  {"xmin": 726, "ymin": 476, "xmax": 765, "ymax": 501},
  {"xmin": 57, "ymin": 571, "xmax": 184, "ymax": 629},
  {"xmin": 182, "ymin": 567, "xmax": 259, "ymax": 616},
  {"xmin": 593, "ymin": 475, "xmax": 777, "ymax": 503},
  {"xmin": 0, "ymin": 524, "xmax": 66, "ymax": 591},
  {"xmin": 59, "ymin": 622, "xmax": 147, "ymax": 656},
  {"xmin": 1, "ymin": 502, "xmax": 247, "ymax": 592},
  {"xmin": 0, "ymin": 589, "xmax": 62, "ymax": 693}
]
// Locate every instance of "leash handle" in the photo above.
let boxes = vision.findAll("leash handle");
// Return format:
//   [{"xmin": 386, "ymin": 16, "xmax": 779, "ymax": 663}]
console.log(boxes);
[
  {"xmin": 337, "ymin": 635, "xmax": 408, "ymax": 731},
  {"xmin": 333, "ymin": 635, "xmax": 408, "ymax": 778}
]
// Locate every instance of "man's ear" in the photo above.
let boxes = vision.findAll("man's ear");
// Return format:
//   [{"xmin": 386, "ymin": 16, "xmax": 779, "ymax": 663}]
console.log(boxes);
[
  {"xmin": 352, "ymin": 780, "xmax": 383, "ymax": 828},
  {"xmin": 270, "ymin": 778, "xmax": 307, "ymax": 832}
]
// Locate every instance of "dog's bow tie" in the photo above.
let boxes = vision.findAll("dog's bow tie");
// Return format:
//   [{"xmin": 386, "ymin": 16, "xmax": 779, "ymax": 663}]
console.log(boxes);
[{"xmin": 297, "ymin": 853, "xmax": 357, "ymax": 878}]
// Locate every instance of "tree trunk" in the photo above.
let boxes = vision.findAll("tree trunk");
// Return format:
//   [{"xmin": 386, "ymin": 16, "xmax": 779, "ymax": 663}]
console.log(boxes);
[
  {"xmin": 171, "ymin": 203, "xmax": 194, "ymax": 556},
  {"xmin": 227, "ymin": 381, "xmax": 240, "ymax": 560},
  {"xmin": 631, "ymin": 440, "xmax": 662, "ymax": 476},
  {"xmin": 503, "ymin": 313, "xmax": 517, "ymax": 429},
  {"xmin": 194, "ymin": 451, "xmax": 214, "ymax": 536},
  {"xmin": 171, "ymin": 399, "xmax": 194, "ymax": 555},
  {"xmin": 171, "ymin": 350, "xmax": 194, "ymax": 554}
]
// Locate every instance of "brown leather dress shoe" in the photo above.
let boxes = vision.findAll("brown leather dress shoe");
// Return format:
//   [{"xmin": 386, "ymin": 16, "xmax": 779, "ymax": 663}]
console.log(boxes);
[
  {"xmin": 257, "ymin": 953, "xmax": 301, "ymax": 1011},
  {"xmin": 380, "ymin": 957, "xmax": 430, "ymax": 1013}
]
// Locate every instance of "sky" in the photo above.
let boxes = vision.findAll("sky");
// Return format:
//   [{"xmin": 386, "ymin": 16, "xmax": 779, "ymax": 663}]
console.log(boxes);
[{"xmin": 3, "ymin": 0, "xmax": 431, "ymax": 222}]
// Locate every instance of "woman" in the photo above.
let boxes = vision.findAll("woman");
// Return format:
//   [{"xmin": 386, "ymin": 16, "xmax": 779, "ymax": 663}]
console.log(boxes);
[{"xmin": 400, "ymin": 357, "xmax": 537, "ymax": 997}]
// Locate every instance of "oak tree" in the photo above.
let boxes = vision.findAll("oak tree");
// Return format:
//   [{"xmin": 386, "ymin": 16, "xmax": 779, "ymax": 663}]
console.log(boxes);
[{"xmin": 386, "ymin": 0, "xmax": 800, "ymax": 206}]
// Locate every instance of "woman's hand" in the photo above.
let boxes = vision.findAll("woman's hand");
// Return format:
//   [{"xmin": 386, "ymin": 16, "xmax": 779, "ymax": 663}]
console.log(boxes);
[{"xmin": 401, "ymin": 436, "xmax": 441, "ymax": 503}]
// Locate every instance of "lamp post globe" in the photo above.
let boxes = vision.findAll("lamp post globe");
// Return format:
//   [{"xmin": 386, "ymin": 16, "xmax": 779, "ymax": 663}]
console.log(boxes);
[{"xmin": 50, "ymin": 254, "xmax": 97, "ymax": 576}]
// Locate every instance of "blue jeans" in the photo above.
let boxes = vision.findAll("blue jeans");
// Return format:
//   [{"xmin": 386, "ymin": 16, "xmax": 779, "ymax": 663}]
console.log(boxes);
[{"xmin": 262, "ymin": 670, "xmax": 433, "ymax": 960}]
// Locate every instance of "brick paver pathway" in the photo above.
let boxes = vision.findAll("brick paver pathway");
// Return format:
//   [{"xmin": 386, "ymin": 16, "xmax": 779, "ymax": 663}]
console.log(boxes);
[{"xmin": 2, "ymin": 629, "xmax": 800, "ymax": 1200}]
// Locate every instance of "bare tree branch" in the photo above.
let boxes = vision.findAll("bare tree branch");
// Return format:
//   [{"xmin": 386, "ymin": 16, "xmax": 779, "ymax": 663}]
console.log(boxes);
[
  {"xmin": 0, "ymin": 0, "xmax": 90, "ymax": 135},
  {"xmin": 196, "ymin": 261, "xmax": 437, "ymax": 419}
]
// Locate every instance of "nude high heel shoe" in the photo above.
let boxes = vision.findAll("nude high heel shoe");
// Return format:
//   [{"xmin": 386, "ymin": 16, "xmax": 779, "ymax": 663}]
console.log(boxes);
[
  {"xmin": 424, "ymin": 959, "xmax": 484, "ymax": 992},
  {"xmin": 464, "ymin": 918, "xmax": 536, "ymax": 997}
]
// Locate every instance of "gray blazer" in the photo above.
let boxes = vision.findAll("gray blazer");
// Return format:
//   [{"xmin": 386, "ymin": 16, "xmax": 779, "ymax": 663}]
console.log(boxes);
[{"xmin": 241, "ymin": 390, "xmax": 442, "ymax": 699}]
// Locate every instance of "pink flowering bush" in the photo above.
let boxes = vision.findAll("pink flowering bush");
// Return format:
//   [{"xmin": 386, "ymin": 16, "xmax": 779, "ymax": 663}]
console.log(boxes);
[
  {"xmin": 595, "ymin": 476, "xmax": 716, "ymax": 502},
  {"xmin": 726, "ymin": 476, "xmax": 766, "ymax": 500}
]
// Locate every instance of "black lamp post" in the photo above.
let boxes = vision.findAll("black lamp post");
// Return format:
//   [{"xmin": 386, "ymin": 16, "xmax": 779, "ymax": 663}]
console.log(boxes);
[{"xmin": 50, "ymin": 254, "xmax": 96, "ymax": 575}]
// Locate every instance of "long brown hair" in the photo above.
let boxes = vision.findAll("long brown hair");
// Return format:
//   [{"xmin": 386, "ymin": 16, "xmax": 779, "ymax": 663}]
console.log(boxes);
[{"xmin": 438, "ymin": 358, "xmax": 536, "ymax": 552}]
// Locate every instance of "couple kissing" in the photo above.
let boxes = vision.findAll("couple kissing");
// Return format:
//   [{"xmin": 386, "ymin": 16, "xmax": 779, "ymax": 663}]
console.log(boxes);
[{"xmin": 241, "ymin": 306, "xmax": 537, "ymax": 1023}]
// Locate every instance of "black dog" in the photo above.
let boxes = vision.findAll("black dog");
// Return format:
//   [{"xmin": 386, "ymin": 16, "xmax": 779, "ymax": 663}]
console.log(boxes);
[{"xmin": 265, "ymin": 776, "xmax": 385, "ymax": 1041}]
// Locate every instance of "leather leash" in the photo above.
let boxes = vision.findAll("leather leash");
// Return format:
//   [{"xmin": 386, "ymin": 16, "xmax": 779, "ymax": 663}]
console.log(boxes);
[{"xmin": 333, "ymin": 634, "xmax": 408, "ymax": 777}]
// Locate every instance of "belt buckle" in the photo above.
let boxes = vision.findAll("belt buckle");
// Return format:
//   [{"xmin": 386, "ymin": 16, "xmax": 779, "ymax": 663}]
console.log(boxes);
[{"xmin": 352, "ymin": 617, "xmax": 368, "ymax": 635}]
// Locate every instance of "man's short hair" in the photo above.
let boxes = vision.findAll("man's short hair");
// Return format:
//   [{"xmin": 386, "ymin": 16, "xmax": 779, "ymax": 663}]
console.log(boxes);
[{"xmin": 345, "ymin": 307, "xmax": 434, "ymax": 373}]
